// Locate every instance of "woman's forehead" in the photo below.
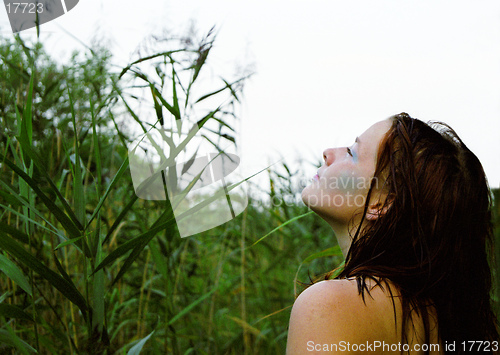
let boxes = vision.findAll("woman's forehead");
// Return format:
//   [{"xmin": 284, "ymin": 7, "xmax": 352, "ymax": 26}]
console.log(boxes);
[{"xmin": 358, "ymin": 119, "xmax": 392, "ymax": 147}]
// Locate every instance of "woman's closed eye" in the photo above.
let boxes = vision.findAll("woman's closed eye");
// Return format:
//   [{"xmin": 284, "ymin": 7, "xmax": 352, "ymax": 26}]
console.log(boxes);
[{"xmin": 346, "ymin": 147, "xmax": 353, "ymax": 157}]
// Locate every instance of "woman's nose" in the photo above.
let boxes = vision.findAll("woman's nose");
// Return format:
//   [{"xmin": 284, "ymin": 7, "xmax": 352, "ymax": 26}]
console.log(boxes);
[{"xmin": 323, "ymin": 148, "xmax": 336, "ymax": 166}]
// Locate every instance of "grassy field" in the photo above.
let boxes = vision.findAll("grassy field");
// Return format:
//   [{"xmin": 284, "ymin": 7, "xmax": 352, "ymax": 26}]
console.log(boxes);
[{"xmin": 0, "ymin": 33, "xmax": 498, "ymax": 354}]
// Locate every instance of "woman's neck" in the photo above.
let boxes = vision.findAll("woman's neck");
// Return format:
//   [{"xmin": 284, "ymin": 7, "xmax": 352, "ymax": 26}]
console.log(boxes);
[{"xmin": 326, "ymin": 220, "xmax": 352, "ymax": 258}]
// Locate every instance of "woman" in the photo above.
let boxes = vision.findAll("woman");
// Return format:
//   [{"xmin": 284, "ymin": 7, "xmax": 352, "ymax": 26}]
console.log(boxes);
[{"xmin": 286, "ymin": 113, "xmax": 498, "ymax": 354}]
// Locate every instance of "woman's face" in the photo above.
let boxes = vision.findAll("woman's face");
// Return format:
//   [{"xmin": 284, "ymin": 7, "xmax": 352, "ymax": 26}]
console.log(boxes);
[{"xmin": 301, "ymin": 119, "xmax": 392, "ymax": 224}]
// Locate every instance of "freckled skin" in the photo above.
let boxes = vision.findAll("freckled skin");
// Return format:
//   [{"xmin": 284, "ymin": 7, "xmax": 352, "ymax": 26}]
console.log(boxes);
[
  {"xmin": 301, "ymin": 119, "xmax": 391, "ymax": 231},
  {"xmin": 335, "ymin": 170, "xmax": 357, "ymax": 193}
]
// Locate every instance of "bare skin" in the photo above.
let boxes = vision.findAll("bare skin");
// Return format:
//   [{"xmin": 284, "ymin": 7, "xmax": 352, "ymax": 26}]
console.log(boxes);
[
  {"xmin": 301, "ymin": 119, "xmax": 392, "ymax": 257},
  {"xmin": 286, "ymin": 278, "xmax": 441, "ymax": 354},
  {"xmin": 289, "ymin": 119, "xmax": 442, "ymax": 354}
]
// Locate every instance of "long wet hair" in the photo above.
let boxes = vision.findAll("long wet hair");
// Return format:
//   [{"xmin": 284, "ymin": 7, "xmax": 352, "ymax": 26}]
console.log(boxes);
[{"xmin": 331, "ymin": 113, "xmax": 498, "ymax": 351}]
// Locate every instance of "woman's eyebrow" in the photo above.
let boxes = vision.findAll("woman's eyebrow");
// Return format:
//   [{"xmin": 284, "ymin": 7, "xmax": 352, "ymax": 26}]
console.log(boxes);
[{"xmin": 355, "ymin": 136, "xmax": 360, "ymax": 145}]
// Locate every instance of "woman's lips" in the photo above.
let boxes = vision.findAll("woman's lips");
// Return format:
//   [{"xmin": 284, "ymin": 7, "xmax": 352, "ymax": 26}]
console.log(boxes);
[{"xmin": 313, "ymin": 174, "xmax": 319, "ymax": 181}]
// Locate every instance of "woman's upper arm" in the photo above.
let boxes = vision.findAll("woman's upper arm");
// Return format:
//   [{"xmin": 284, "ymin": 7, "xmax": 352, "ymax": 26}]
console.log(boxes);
[{"xmin": 285, "ymin": 279, "xmax": 374, "ymax": 354}]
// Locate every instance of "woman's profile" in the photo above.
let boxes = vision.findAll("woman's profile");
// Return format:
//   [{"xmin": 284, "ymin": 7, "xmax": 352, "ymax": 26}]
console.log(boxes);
[{"xmin": 286, "ymin": 113, "xmax": 499, "ymax": 354}]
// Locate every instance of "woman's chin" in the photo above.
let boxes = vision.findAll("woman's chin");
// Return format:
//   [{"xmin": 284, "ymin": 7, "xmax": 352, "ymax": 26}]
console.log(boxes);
[
  {"xmin": 301, "ymin": 190, "xmax": 324, "ymax": 215},
  {"xmin": 301, "ymin": 187, "xmax": 314, "ymax": 208}
]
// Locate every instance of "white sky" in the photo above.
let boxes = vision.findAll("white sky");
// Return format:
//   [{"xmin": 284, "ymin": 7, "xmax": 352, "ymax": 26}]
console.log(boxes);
[{"xmin": 1, "ymin": 0, "xmax": 499, "ymax": 189}]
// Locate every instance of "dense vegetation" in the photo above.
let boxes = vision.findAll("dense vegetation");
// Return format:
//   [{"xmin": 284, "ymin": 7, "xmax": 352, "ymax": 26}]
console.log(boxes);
[{"xmin": 0, "ymin": 31, "xmax": 498, "ymax": 354}]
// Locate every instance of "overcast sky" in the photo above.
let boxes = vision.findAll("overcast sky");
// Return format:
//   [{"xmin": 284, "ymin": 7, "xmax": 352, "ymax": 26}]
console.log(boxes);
[{"xmin": 1, "ymin": 0, "xmax": 499, "ymax": 189}]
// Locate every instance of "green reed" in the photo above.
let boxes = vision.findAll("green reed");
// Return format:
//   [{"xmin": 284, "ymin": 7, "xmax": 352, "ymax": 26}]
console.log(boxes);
[{"xmin": 1, "ymin": 32, "xmax": 496, "ymax": 355}]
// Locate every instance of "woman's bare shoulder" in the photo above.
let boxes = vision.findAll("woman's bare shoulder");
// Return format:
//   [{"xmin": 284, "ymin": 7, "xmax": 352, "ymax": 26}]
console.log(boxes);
[{"xmin": 286, "ymin": 278, "xmax": 401, "ymax": 354}]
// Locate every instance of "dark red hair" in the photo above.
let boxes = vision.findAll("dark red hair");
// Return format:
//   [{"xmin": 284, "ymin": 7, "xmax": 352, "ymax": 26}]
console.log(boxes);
[{"xmin": 333, "ymin": 113, "xmax": 498, "ymax": 351}]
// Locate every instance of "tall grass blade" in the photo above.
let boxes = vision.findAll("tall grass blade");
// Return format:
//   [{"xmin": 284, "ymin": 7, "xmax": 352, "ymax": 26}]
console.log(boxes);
[
  {"xmin": 0, "ymin": 231, "xmax": 88, "ymax": 318},
  {"xmin": 52, "ymin": 252, "xmax": 79, "ymax": 289},
  {"xmin": 151, "ymin": 84, "xmax": 164, "ymax": 125},
  {"xmin": 0, "ymin": 303, "xmax": 34, "ymax": 321},
  {"xmin": 127, "ymin": 330, "xmax": 155, "ymax": 355},
  {"xmin": 110, "ymin": 211, "xmax": 177, "ymax": 286},
  {"xmin": 90, "ymin": 101, "xmax": 106, "ymax": 335},
  {"xmin": 0, "ymin": 252, "xmax": 32, "ymax": 296},
  {"xmin": 250, "ymin": 211, "xmax": 315, "ymax": 247},
  {"xmin": 149, "ymin": 240, "xmax": 167, "ymax": 280},
  {"xmin": 0, "ymin": 327, "xmax": 36, "ymax": 354},
  {"xmin": 103, "ymin": 193, "xmax": 138, "ymax": 245},
  {"xmin": 293, "ymin": 246, "xmax": 342, "ymax": 295},
  {"xmin": 93, "ymin": 215, "xmax": 176, "ymax": 275},
  {"xmin": 0, "ymin": 221, "xmax": 30, "ymax": 244},
  {"xmin": 92, "ymin": 232, "xmax": 105, "ymax": 335},
  {"xmin": 167, "ymin": 287, "xmax": 217, "ymax": 326},
  {"xmin": 86, "ymin": 157, "xmax": 130, "ymax": 229},
  {"xmin": 18, "ymin": 67, "xmax": 34, "ymax": 159},
  {"xmin": 12, "ymin": 140, "xmax": 84, "ymax": 232},
  {"xmin": 54, "ymin": 236, "xmax": 85, "ymax": 250},
  {"xmin": 115, "ymin": 86, "xmax": 148, "ymax": 134},
  {"xmin": 190, "ymin": 26, "xmax": 215, "ymax": 85},
  {"xmin": 0, "ymin": 202, "xmax": 61, "ymax": 242},
  {"xmin": 301, "ymin": 246, "xmax": 342, "ymax": 264},
  {"xmin": 0, "ymin": 187, "xmax": 22, "ymax": 209},
  {"xmin": 226, "ymin": 316, "xmax": 261, "ymax": 336},
  {"xmin": 149, "ymin": 83, "xmax": 180, "ymax": 121},
  {"xmin": 0, "ymin": 179, "xmax": 60, "ymax": 236},
  {"xmin": 195, "ymin": 76, "xmax": 248, "ymax": 104},
  {"xmin": 0, "ymin": 153, "xmax": 86, "ymax": 251},
  {"xmin": 68, "ymin": 89, "xmax": 85, "ymax": 227},
  {"xmin": 171, "ymin": 60, "xmax": 181, "ymax": 121},
  {"xmin": 118, "ymin": 49, "xmax": 185, "ymax": 78},
  {"xmin": 170, "ymin": 107, "xmax": 220, "ymax": 157}
]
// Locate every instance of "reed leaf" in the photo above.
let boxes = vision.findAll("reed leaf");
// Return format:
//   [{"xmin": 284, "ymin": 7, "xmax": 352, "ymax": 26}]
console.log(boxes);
[
  {"xmin": 292, "ymin": 246, "xmax": 343, "ymax": 295},
  {"xmin": 110, "ymin": 206, "xmax": 177, "ymax": 286},
  {"xmin": 93, "ymin": 213, "xmax": 176, "ymax": 276},
  {"xmin": 0, "ymin": 221, "xmax": 30, "ymax": 245},
  {"xmin": 68, "ymin": 89, "xmax": 85, "ymax": 227},
  {"xmin": 149, "ymin": 83, "xmax": 180, "ymax": 121},
  {"xmin": 13, "ymin": 141, "xmax": 83, "ymax": 232},
  {"xmin": 149, "ymin": 239, "xmax": 167, "ymax": 280},
  {"xmin": 54, "ymin": 236, "xmax": 85, "ymax": 250},
  {"xmin": 118, "ymin": 49, "xmax": 186, "ymax": 78},
  {"xmin": 0, "ymin": 153, "xmax": 90, "ymax": 256},
  {"xmin": 0, "ymin": 231, "xmax": 88, "ymax": 318},
  {"xmin": 0, "ymin": 327, "xmax": 36, "ymax": 355},
  {"xmin": 0, "ymin": 252, "xmax": 32, "ymax": 296},
  {"xmin": 167, "ymin": 287, "xmax": 217, "ymax": 326},
  {"xmin": 0, "ymin": 202, "xmax": 61, "ymax": 242},
  {"xmin": 250, "ymin": 211, "xmax": 315, "ymax": 247},
  {"xmin": 127, "ymin": 330, "xmax": 155, "ymax": 355},
  {"xmin": 19, "ymin": 67, "xmax": 34, "ymax": 159},
  {"xmin": 86, "ymin": 156, "xmax": 130, "ymax": 230},
  {"xmin": 0, "ymin": 303, "xmax": 34, "ymax": 321},
  {"xmin": 103, "ymin": 192, "xmax": 138, "ymax": 245},
  {"xmin": 171, "ymin": 59, "xmax": 181, "ymax": 121},
  {"xmin": 0, "ymin": 179, "xmax": 59, "ymax": 236}
]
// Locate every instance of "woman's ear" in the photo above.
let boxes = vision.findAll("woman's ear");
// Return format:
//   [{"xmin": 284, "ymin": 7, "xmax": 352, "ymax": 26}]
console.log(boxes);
[{"xmin": 365, "ymin": 194, "xmax": 394, "ymax": 221}]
